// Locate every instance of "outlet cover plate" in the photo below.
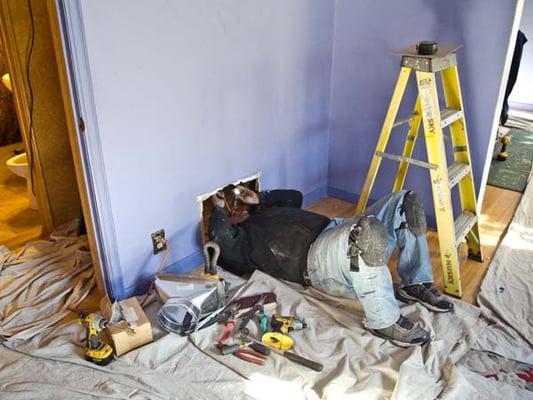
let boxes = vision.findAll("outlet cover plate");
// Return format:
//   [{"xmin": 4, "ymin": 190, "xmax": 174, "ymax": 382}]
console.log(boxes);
[{"xmin": 151, "ymin": 229, "xmax": 167, "ymax": 254}]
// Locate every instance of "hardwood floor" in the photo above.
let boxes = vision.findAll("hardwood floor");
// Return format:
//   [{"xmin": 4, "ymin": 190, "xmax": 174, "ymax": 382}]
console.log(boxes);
[
  {"xmin": 307, "ymin": 186, "xmax": 522, "ymax": 305},
  {"xmin": 0, "ymin": 143, "xmax": 42, "ymax": 248}
]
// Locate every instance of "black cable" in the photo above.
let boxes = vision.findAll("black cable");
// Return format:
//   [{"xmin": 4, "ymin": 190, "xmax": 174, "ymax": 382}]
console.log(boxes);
[{"xmin": 25, "ymin": 0, "xmax": 35, "ymax": 195}]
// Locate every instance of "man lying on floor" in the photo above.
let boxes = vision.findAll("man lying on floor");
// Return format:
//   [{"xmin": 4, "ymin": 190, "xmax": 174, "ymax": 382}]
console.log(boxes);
[{"xmin": 208, "ymin": 186, "xmax": 453, "ymax": 347}]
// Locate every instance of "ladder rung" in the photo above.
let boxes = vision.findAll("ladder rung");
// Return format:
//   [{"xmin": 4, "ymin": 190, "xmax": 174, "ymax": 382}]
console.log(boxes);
[
  {"xmin": 454, "ymin": 211, "xmax": 477, "ymax": 247},
  {"xmin": 392, "ymin": 116, "xmax": 413, "ymax": 128},
  {"xmin": 448, "ymin": 162, "xmax": 470, "ymax": 188},
  {"xmin": 440, "ymin": 108, "xmax": 463, "ymax": 129},
  {"xmin": 375, "ymin": 151, "xmax": 439, "ymax": 170}
]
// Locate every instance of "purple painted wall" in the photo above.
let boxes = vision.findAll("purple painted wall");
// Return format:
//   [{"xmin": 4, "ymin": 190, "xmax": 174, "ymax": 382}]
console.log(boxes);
[
  {"xmin": 76, "ymin": 1, "xmax": 516, "ymax": 299},
  {"xmin": 327, "ymin": 0, "xmax": 516, "ymax": 223},
  {"xmin": 79, "ymin": 1, "xmax": 335, "ymax": 298}
]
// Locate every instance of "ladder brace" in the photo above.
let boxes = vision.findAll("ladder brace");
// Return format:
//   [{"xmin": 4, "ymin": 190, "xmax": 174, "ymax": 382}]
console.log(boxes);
[{"xmin": 375, "ymin": 151, "xmax": 439, "ymax": 170}]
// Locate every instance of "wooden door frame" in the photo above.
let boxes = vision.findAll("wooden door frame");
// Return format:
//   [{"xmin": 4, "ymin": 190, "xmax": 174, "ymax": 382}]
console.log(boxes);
[
  {"xmin": 46, "ymin": 0, "xmax": 125, "ymax": 300},
  {"xmin": 477, "ymin": 0, "xmax": 525, "ymax": 210},
  {"xmin": 0, "ymin": 0, "xmax": 119, "ymax": 298}
]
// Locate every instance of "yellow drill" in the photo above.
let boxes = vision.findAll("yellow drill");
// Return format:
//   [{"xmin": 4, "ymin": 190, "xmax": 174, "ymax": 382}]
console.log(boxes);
[
  {"xmin": 271, "ymin": 315, "xmax": 307, "ymax": 334},
  {"xmin": 77, "ymin": 312, "xmax": 114, "ymax": 365}
]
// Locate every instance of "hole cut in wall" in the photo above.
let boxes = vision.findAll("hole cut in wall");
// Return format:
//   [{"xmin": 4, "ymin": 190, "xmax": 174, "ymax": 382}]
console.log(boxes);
[{"xmin": 197, "ymin": 173, "xmax": 261, "ymax": 243}]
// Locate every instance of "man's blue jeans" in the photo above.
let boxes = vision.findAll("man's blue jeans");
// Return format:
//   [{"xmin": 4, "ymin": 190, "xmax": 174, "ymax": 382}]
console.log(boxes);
[{"xmin": 306, "ymin": 190, "xmax": 433, "ymax": 329}]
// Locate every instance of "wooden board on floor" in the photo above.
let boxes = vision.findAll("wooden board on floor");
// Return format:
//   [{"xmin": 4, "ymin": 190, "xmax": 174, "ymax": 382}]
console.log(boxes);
[{"xmin": 307, "ymin": 186, "xmax": 522, "ymax": 305}]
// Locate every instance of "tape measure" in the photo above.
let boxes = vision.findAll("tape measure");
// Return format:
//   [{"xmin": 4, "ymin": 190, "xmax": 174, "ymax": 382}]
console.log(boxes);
[
  {"xmin": 261, "ymin": 332, "xmax": 293, "ymax": 351},
  {"xmin": 416, "ymin": 41, "xmax": 438, "ymax": 55}
]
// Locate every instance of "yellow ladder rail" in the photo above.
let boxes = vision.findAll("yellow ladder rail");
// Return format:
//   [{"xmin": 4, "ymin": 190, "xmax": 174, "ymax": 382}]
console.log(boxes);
[
  {"xmin": 355, "ymin": 44, "xmax": 483, "ymax": 298},
  {"xmin": 441, "ymin": 65, "xmax": 482, "ymax": 261},
  {"xmin": 392, "ymin": 96, "xmax": 422, "ymax": 192},
  {"xmin": 355, "ymin": 67, "xmax": 411, "ymax": 214}
]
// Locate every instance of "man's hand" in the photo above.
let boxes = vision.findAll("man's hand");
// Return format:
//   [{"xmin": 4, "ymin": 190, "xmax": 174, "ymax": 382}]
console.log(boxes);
[
  {"xmin": 210, "ymin": 191, "xmax": 226, "ymax": 208},
  {"xmin": 235, "ymin": 185, "xmax": 260, "ymax": 205}
]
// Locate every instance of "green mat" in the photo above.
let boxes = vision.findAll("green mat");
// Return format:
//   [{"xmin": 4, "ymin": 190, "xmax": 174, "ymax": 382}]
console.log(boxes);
[{"xmin": 487, "ymin": 128, "xmax": 533, "ymax": 192}]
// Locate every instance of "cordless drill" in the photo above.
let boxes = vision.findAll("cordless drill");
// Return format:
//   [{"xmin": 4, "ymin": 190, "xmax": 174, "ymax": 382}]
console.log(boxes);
[
  {"xmin": 77, "ymin": 312, "xmax": 114, "ymax": 365},
  {"xmin": 271, "ymin": 315, "xmax": 307, "ymax": 334}
]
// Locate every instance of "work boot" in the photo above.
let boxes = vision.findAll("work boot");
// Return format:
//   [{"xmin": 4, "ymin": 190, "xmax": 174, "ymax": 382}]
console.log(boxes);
[
  {"xmin": 370, "ymin": 315, "xmax": 430, "ymax": 347},
  {"xmin": 398, "ymin": 283, "xmax": 454, "ymax": 313}
]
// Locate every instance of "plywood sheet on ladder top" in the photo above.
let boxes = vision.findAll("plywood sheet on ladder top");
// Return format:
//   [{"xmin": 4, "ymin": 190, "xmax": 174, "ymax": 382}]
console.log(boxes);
[{"xmin": 392, "ymin": 44, "xmax": 462, "ymax": 58}]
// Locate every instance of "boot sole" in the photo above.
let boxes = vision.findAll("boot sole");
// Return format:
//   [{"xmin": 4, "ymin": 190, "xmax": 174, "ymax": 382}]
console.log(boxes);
[
  {"xmin": 397, "ymin": 288, "xmax": 453, "ymax": 313},
  {"xmin": 370, "ymin": 329, "xmax": 430, "ymax": 348}
]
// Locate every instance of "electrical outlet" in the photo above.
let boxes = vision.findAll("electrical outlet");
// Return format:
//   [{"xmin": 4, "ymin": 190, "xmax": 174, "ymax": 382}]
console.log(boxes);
[{"xmin": 151, "ymin": 229, "xmax": 167, "ymax": 254}]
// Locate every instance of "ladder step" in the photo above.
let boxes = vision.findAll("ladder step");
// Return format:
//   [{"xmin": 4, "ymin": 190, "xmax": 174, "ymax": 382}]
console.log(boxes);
[
  {"xmin": 393, "ymin": 116, "xmax": 414, "ymax": 128},
  {"xmin": 440, "ymin": 108, "xmax": 463, "ymax": 129},
  {"xmin": 448, "ymin": 162, "xmax": 470, "ymax": 188},
  {"xmin": 375, "ymin": 151, "xmax": 439, "ymax": 170},
  {"xmin": 454, "ymin": 211, "xmax": 477, "ymax": 247}
]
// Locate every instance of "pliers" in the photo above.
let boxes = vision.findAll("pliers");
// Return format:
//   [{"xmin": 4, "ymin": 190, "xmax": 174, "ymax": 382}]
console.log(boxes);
[
  {"xmin": 234, "ymin": 347, "xmax": 269, "ymax": 366},
  {"xmin": 218, "ymin": 338, "xmax": 271, "ymax": 366},
  {"xmin": 238, "ymin": 294, "xmax": 267, "ymax": 335},
  {"xmin": 257, "ymin": 308, "xmax": 268, "ymax": 335},
  {"xmin": 217, "ymin": 303, "xmax": 241, "ymax": 345}
]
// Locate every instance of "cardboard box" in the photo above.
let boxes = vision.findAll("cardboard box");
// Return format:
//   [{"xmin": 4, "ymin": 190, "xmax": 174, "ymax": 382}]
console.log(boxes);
[{"xmin": 100, "ymin": 297, "xmax": 153, "ymax": 356}]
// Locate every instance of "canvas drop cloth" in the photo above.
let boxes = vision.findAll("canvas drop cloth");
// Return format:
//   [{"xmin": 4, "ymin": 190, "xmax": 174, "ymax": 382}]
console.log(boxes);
[
  {"xmin": 473, "ymin": 168, "xmax": 533, "ymax": 365},
  {"xmin": 0, "ymin": 303, "xmax": 248, "ymax": 400},
  {"xmin": 2, "ymin": 206, "xmax": 533, "ymax": 399},
  {"xmin": 0, "ymin": 226, "xmax": 248, "ymax": 399},
  {"xmin": 190, "ymin": 270, "xmax": 486, "ymax": 400},
  {"xmin": 0, "ymin": 268, "xmax": 487, "ymax": 400},
  {"xmin": 0, "ymin": 222, "xmax": 95, "ymax": 342}
]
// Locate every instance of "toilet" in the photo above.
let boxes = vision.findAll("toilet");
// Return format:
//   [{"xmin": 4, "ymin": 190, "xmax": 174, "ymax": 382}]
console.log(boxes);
[{"xmin": 6, "ymin": 152, "xmax": 39, "ymax": 210}]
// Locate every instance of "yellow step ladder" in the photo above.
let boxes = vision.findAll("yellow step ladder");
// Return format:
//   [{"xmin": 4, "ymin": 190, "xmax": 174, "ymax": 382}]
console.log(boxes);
[{"xmin": 355, "ymin": 44, "xmax": 483, "ymax": 298}]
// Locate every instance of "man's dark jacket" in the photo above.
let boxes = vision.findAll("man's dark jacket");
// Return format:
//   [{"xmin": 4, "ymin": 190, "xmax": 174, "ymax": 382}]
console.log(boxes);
[{"xmin": 208, "ymin": 190, "xmax": 330, "ymax": 283}]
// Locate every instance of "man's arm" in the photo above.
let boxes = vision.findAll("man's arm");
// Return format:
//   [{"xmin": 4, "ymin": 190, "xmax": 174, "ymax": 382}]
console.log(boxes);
[
  {"xmin": 208, "ymin": 192, "xmax": 251, "ymax": 274},
  {"xmin": 259, "ymin": 190, "xmax": 303, "ymax": 209},
  {"xmin": 234, "ymin": 186, "xmax": 303, "ymax": 209}
]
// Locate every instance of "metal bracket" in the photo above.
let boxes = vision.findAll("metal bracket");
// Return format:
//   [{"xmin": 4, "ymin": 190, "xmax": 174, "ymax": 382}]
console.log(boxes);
[{"xmin": 401, "ymin": 53, "xmax": 457, "ymax": 73}]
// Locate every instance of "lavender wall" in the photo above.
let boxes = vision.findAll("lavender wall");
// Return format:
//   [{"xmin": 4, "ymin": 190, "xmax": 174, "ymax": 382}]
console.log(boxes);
[
  {"xmin": 76, "ymin": 1, "xmax": 516, "ymax": 299},
  {"xmin": 78, "ymin": 1, "xmax": 335, "ymax": 298},
  {"xmin": 327, "ymin": 0, "xmax": 517, "ymax": 223}
]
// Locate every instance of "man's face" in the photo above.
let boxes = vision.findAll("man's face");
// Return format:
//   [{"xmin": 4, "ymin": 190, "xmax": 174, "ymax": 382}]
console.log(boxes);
[{"xmin": 222, "ymin": 185, "xmax": 251, "ymax": 224}]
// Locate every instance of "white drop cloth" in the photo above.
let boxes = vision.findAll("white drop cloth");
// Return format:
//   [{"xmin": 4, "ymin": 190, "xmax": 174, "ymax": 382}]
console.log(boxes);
[
  {"xmin": 0, "ymin": 307, "xmax": 247, "ymax": 400},
  {"xmin": 474, "ymin": 169, "xmax": 533, "ymax": 364},
  {"xmin": 2, "ymin": 202, "xmax": 533, "ymax": 399},
  {"xmin": 190, "ymin": 270, "xmax": 483, "ymax": 400},
  {"xmin": 0, "ymin": 222, "xmax": 95, "ymax": 342}
]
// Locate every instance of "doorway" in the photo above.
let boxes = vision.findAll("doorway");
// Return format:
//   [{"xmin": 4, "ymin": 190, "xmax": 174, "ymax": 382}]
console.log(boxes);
[
  {"xmin": 459, "ymin": 0, "xmax": 530, "ymax": 303},
  {"xmin": 0, "ymin": 64, "xmax": 42, "ymax": 248},
  {"xmin": 0, "ymin": 0, "xmax": 80, "ymax": 250},
  {"xmin": 485, "ymin": 0, "xmax": 532, "ymax": 195},
  {"xmin": 0, "ymin": 0, "xmax": 106, "ymax": 294}
]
